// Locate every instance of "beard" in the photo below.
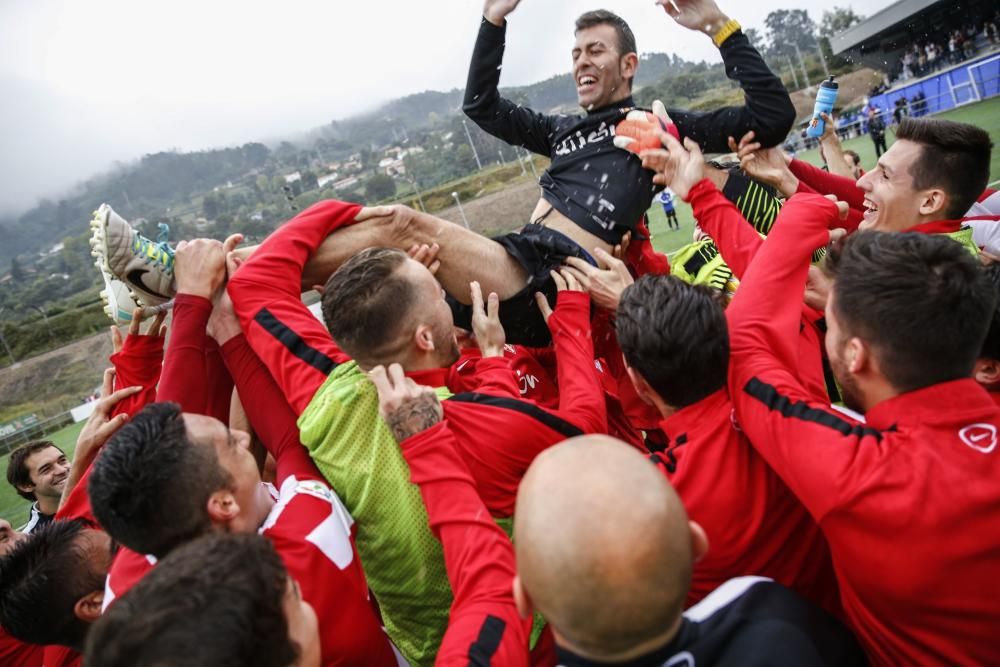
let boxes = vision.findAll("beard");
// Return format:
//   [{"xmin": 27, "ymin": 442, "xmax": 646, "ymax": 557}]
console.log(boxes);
[
  {"xmin": 831, "ymin": 353, "xmax": 864, "ymax": 414},
  {"xmin": 433, "ymin": 321, "xmax": 461, "ymax": 366}
]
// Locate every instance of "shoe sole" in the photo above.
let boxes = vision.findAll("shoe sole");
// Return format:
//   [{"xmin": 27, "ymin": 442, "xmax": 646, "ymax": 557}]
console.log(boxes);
[{"xmin": 89, "ymin": 205, "xmax": 151, "ymax": 314}]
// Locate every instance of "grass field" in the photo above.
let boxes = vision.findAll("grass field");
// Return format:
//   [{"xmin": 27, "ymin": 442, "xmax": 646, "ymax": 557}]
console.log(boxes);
[
  {"xmin": 0, "ymin": 421, "xmax": 83, "ymax": 527},
  {"xmin": 646, "ymin": 95, "xmax": 1000, "ymax": 256}
]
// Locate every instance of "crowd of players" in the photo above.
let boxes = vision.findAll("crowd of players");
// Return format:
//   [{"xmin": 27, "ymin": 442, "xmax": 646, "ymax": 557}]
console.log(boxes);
[{"xmin": 1, "ymin": 0, "xmax": 999, "ymax": 665}]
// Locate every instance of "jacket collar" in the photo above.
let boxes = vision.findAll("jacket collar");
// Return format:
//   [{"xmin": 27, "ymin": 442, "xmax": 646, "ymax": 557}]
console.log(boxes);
[
  {"xmin": 865, "ymin": 378, "xmax": 996, "ymax": 431},
  {"xmin": 658, "ymin": 388, "xmax": 731, "ymax": 443}
]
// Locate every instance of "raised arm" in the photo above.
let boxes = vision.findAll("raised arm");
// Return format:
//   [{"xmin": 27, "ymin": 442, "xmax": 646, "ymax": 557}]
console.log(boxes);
[
  {"xmin": 536, "ymin": 274, "xmax": 608, "ymax": 434},
  {"xmin": 726, "ymin": 194, "xmax": 882, "ymax": 519},
  {"xmin": 227, "ymin": 200, "xmax": 359, "ymax": 414},
  {"xmin": 659, "ymin": 0, "xmax": 795, "ymax": 150},
  {"xmin": 463, "ymin": 1, "xmax": 557, "ymax": 156},
  {"xmin": 372, "ymin": 365, "xmax": 531, "ymax": 666}
]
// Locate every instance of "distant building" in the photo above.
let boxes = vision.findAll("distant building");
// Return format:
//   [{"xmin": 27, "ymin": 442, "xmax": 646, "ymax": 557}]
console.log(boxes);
[
  {"xmin": 317, "ymin": 172, "xmax": 340, "ymax": 188},
  {"xmin": 284, "ymin": 171, "xmax": 302, "ymax": 184},
  {"xmin": 333, "ymin": 176, "xmax": 360, "ymax": 190}
]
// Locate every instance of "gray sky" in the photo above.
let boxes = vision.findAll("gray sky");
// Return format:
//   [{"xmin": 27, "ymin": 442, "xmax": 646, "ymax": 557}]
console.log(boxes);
[{"xmin": 0, "ymin": 0, "xmax": 889, "ymax": 215}]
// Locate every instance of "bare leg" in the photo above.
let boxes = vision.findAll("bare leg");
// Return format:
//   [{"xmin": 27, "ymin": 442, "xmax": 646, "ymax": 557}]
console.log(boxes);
[{"xmin": 298, "ymin": 208, "xmax": 530, "ymax": 303}]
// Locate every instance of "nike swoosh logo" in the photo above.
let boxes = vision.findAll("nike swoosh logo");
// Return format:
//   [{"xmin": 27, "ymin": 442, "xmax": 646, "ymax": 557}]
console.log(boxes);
[
  {"xmin": 126, "ymin": 269, "xmax": 172, "ymax": 300},
  {"xmin": 970, "ymin": 432, "xmax": 991, "ymax": 442}
]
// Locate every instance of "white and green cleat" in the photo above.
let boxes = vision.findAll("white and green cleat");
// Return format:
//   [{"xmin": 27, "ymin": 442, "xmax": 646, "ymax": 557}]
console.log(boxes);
[{"xmin": 89, "ymin": 204, "xmax": 176, "ymax": 311}]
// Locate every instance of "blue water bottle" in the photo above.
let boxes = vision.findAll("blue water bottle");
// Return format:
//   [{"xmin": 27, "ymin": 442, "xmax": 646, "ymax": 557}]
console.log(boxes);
[{"xmin": 806, "ymin": 76, "xmax": 839, "ymax": 138}]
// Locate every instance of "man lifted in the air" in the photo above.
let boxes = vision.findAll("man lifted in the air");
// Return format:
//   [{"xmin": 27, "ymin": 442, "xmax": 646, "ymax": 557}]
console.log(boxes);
[{"xmin": 92, "ymin": 0, "xmax": 794, "ymax": 345}]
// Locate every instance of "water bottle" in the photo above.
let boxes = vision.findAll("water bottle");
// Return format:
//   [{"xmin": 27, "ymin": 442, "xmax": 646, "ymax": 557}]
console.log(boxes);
[{"xmin": 806, "ymin": 76, "xmax": 839, "ymax": 138}]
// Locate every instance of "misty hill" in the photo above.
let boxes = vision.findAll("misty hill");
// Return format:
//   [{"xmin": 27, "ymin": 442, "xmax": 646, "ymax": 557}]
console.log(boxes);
[{"xmin": 0, "ymin": 50, "xmax": 709, "ymax": 269}]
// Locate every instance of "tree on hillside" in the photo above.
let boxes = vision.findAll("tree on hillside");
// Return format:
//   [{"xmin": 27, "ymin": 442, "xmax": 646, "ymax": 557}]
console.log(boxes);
[
  {"xmin": 203, "ymin": 192, "xmax": 221, "ymax": 219},
  {"xmin": 365, "ymin": 173, "xmax": 396, "ymax": 202},
  {"xmin": 10, "ymin": 257, "xmax": 24, "ymax": 282},
  {"xmin": 819, "ymin": 6, "xmax": 865, "ymax": 64},
  {"xmin": 820, "ymin": 6, "xmax": 865, "ymax": 39},
  {"xmin": 764, "ymin": 9, "xmax": 818, "ymax": 58},
  {"xmin": 300, "ymin": 170, "xmax": 319, "ymax": 192}
]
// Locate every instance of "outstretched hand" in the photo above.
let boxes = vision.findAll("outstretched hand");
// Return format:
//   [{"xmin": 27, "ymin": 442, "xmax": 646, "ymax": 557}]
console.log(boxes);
[
  {"xmin": 561, "ymin": 247, "xmax": 635, "ymax": 312},
  {"xmin": 370, "ymin": 364, "xmax": 443, "ymax": 443},
  {"xmin": 728, "ymin": 131, "xmax": 797, "ymax": 196},
  {"xmin": 111, "ymin": 308, "xmax": 167, "ymax": 354},
  {"xmin": 654, "ymin": 132, "xmax": 706, "ymax": 200},
  {"xmin": 534, "ymin": 268, "xmax": 584, "ymax": 323},
  {"xmin": 408, "ymin": 243, "xmax": 441, "ymax": 276},
  {"xmin": 657, "ymin": 0, "xmax": 730, "ymax": 37},
  {"xmin": 470, "ymin": 281, "xmax": 505, "ymax": 358},
  {"xmin": 73, "ymin": 369, "xmax": 142, "ymax": 468},
  {"xmin": 483, "ymin": 0, "xmax": 522, "ymax": 26}
]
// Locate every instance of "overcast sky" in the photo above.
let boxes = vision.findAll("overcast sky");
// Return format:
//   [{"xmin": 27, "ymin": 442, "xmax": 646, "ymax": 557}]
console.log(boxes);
[{"xmin": 0, "ymin": 0, "xmax": 889, "ymax": 215}]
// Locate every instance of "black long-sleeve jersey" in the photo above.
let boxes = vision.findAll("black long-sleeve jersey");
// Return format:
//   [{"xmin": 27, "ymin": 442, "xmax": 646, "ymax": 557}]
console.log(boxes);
[
  {"xmin": 556, "ymin": 578, "xmax": 867, "ymax": 667},
  {"xmin": 463, "ymin": 18, "xmax": 796, "ymax": 244}
]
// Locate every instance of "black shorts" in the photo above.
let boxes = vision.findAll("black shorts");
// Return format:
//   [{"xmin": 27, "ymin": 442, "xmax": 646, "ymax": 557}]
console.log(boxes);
[{"xmin": 448, "ymin": 224, "xmax": 595, "ymax": 347}]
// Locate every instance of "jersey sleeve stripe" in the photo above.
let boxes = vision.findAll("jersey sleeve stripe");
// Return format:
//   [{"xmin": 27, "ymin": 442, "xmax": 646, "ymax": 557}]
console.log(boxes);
[
  {"xmin": 447, "ymin": 393, "xmax": 584, "ymax": 439},
  {"xmin": 743, "ymin": 377, "xmax": 887, "ymax": 440},
  {"xmin": 466, "ymin": 615, "xmax": 507, "ymax": 666},
  {"xmin": 254, "ymin": 308, "xmax": 338, "ymax": 374}
]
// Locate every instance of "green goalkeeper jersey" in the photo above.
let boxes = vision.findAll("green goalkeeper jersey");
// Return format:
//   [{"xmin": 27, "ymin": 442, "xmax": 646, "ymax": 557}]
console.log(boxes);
[{"xmin": 298, "ymin": 361, "xmax": 453, "ymax": 667}]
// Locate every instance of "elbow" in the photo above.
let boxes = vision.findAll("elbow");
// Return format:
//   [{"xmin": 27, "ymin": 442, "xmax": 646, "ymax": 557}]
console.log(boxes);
[{"xmin": 755, "ymin": 100, "xmax": 797, "ymax": 148}]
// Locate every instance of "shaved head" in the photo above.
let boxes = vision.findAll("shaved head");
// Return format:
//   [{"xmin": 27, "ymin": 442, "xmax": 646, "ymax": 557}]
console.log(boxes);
[{"xmin": 514, "ymin": 435, "xmax": 693, "ymax": 661}]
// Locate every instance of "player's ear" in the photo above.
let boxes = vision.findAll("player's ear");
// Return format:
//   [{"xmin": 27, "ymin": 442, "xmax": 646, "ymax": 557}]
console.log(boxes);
[
  {"xmin": 917, "ymin": 187, "xmax": 948, "ymax": 218},
  {"xmin": 413, "ymin": 324, "xmax": 436, "ymax": 353},
  {"xmin": 974, "ymin": 358, "xmax": 1000, "ymax": 389},
  {"xmin": 206, "ymin": 490, "xmax": 240, "ymax": 524},
  {"xmin": 621, "ymin": 52, "xmax": 639, "ymax": 83},
  {"xmin": 512, "ymin": 576, "xmax": 534, "ymax": 619},
  {"xmin": 689, "ymin": 521, "xmax": 709, "ymax": 563},
  {"xmin": 74, "ymin": 590, "xmax": 105, "ymax": 623},
  {"xmin": 847, "ymin": 337, "xmax": 868, "ymax": 375}
]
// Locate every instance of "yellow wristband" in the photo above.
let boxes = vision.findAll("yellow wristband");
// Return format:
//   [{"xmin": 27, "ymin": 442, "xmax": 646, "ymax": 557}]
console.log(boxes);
[{"xmin": 712, "ymin": 18, "xmax": 741, "ymax": 48}]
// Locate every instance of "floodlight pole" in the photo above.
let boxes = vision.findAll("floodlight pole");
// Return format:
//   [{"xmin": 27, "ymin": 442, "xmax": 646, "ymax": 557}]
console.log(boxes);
[
  {"xmin": 461, "ymin": 119, "xmax": 484, "ymax": 171},
  {"xmin": 451, "ymin": 192, "xmax": 471, "ymax": 229}
]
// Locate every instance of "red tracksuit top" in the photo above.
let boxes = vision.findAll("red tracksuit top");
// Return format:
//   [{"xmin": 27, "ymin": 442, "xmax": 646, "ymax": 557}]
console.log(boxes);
[
  {"xmin": 226, "ymin": 200, "xmax": 607, "ymax": 520},
  {"xmin": 103, "ymin": 295, "xmax": 399, "ymax": 667},
  {"xmin": 686, "ymin": 179, "xmax": 832, "ymax": 402},
  {"xmin": 727, "ymin": 193, "xmax": 1000, "ymax": 666},
  {"xmin": 651, "ymin": 389, "xmax": 838, "ymax": 613},
  {"xmin": 401, "ymin": 420, "xmax": 533, "ymax": 666}
]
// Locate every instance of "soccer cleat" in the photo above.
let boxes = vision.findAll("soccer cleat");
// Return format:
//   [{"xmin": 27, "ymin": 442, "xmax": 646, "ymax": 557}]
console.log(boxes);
[
  {"xmin": 89, "ymin": 204, "xmax": 176, "ymax": 307},
  {"xmin": 98, "ymin": 273, "xmax": 172, "ymax": 325}
]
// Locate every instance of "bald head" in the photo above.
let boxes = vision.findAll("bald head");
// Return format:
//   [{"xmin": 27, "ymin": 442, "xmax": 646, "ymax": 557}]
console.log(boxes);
[{"xmin": 515, "ymin": 435, "xmax": 693, "ymax": 661}]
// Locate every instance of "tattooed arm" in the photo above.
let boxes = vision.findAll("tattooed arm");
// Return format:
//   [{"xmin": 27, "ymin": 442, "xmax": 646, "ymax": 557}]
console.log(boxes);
[
  {"xmin": 370, "ymin": 364, "xmax": 444, "ymax": 442},
  {"xmin": 369, "ymin": 362, "xmax": 531, "ymax": 665}
]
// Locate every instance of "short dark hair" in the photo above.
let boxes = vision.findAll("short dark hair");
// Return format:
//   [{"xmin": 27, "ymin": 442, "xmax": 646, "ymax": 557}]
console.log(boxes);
[
  {"xmin": 575, "ymin": 10, "xmax": 637, "ymax": 88},
  {"xmin": 85, "ymin": 534, "xmax": 298, "ymax": 667},
  {"xmin": 88, "ymin": 402, "xmax": 230, "ymax": 558},
  {"xmin": 0, "ymin": 519, "xmax": 105, "ymax": 649},
  {"xmin": 827, "ymin": 231, "xmax": 996, "ymax": 392},
  {"xmin": 322, "ymin": 247, "xmax": 415, "ymax": 366},
  {"xmin": 843, "ymin": 150, "xmax": 861, "ymax": 165},
  {"xmin": 7, "ymin": 441, "xmax": 62, "ymax": 501},
  {"xmin": 979, "ymin": 262, "xmax": 1000, "ymax": 361},
  {"xmin": 896, "ymin": 118, "xmax": 992, "ymax": 219},
  {"xmin": 616, "ymin": 275, "xmax": 729, "ymax": 408},
  {"xmin": 575, "ymin": 10, "xmax": 637, "ymax": 56}
]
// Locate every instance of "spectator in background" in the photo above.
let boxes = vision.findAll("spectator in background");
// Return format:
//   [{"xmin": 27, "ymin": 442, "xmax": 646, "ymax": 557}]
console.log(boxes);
[
  {"xmin": 843, "ymin": 150, "xmax": 864, "ymax": 179},
  {"xmin": 6, "ymin": 441, "xmax": 70, "ymax": 533},
  {"xmin": 867, "ymin": 107, "xmax": 888, "ymax": 157},
  {"xmin": 658, "ymin": 188, "xmax": 680, "ymax": 231}
]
